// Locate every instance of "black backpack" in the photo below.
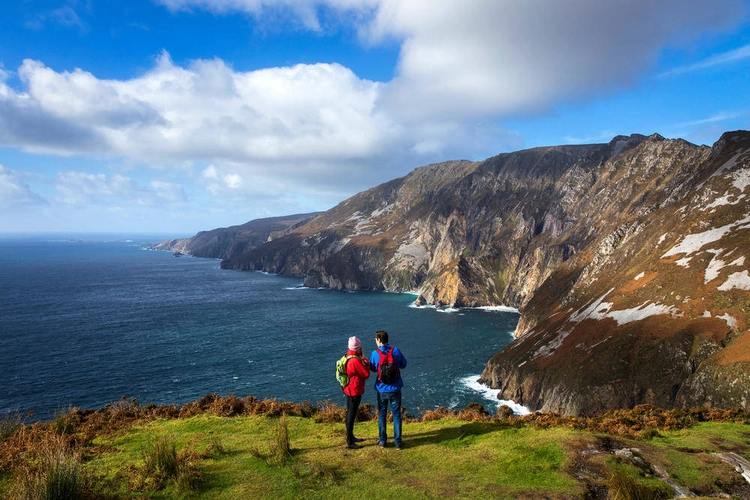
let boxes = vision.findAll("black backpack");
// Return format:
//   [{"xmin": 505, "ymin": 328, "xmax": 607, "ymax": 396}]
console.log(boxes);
[{"xmin": 377, "ymin": 347, "xmax": 399, "ymax": 384}]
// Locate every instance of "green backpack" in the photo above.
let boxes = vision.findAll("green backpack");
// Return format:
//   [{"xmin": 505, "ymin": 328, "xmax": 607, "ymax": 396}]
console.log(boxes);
[{"xmin": 335, "ymin": 355, "xmax": 357, "ymax": 388}]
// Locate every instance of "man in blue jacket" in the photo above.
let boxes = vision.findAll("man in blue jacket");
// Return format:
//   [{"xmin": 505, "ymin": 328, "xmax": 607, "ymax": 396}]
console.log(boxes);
[{"xmin": 370, "ymin": 330, "xmax": 408, "ymax": 449}]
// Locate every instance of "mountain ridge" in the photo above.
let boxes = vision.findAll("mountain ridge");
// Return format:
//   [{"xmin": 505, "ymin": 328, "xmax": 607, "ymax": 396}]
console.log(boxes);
[
  {"xmin": 160, "ymin": 130, "xmax": 750, "ymax": 416},
  {"xmin": 155, "ymin": 212, "xmax": 320, "ymax": 259}
]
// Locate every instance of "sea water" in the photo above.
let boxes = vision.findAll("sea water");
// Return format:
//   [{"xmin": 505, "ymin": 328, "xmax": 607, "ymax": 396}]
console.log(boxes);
[{"xmin": 0, "ymin": 235, "xmax": 527, "ymax": 422}]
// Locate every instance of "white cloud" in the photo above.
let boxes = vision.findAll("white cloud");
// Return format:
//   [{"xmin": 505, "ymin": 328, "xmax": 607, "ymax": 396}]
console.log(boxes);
[
  {"xmin": 155, "ymin": 0, "xmax": 379, "ymax": 31},
  {"xmin": 372, "ymin": 0, "xmax": 745, "ymax": 120},
  {"xmin": 1, "ymin": 49, "xmax": 519, "ymax": 208},
  {"xmin": 56, "ymin": 172, "xmax": 136, "ymax": 204},
  {"xmin": 151, "ymin": 0, "xmax": 747, "ymax": 124},
  {"xmin": 223, "ymin": 174, "xmax": 243, "ymax": 189},
  {"xmin": 660, "ymin": 43, "xmax": 750, "ymax": 77},
  {"xmin": 2, "ymin": 1, "xmax": 743, "ymax": 162},
  {"xmin": 202, "ymin": 165, "xmax": 245, "ymax": 196},
  {"xmin": 3, "ymin": 53, "xmax": 393, "ymax": 163},
  {"xmin": 55, "ymin": 171, "xmax": 186, "ymax": 206},
  {"xmin": 0, "ymin": 165, "xmax": 46, "ymax": 208},
  {"xmin": 150, "ymin": 180, "xmax": 188, "ymax": 204},
  {"xmin": 24, "ymin": 4, "xmax": 89, "ymax": 32},
  {"xmin": 1, "ymin": 0, "xmax": 747, "ymax": 233}
]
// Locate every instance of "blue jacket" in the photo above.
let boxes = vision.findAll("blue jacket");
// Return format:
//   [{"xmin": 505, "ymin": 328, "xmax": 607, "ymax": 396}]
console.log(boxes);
[{"xmin": 370, "ymin": 344, "xmax": 407, "ymax": 392}]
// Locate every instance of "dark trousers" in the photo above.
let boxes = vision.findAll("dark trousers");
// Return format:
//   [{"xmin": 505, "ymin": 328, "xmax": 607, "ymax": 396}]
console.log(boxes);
[{"xmin": 345, "ymin": 394, "xmax": 362, "ymax": 446}]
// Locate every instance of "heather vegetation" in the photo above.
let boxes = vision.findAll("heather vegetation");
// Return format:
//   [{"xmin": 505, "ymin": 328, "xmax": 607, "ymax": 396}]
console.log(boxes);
[{"xmin": 1, "ymin": 396, "xmax": 749, "ymax": 499}]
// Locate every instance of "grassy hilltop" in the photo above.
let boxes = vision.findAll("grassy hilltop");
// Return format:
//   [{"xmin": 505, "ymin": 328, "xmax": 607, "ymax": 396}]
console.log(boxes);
[{"xmin": 1, "ymin": 396, "xmax": 749, "ymax": 499}]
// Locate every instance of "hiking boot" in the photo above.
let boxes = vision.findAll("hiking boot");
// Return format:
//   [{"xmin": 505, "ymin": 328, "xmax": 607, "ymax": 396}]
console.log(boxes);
[
  {"xmin": 353, "ymin": 437, "xmax": 365, "ymax": 442},
  {"xmin": 346, "ymin": 443, "xmax": 362, "ymax": 450}
]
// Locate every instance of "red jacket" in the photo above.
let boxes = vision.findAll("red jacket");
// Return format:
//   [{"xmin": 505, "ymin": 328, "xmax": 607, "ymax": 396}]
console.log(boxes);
[{"xmin": 344, "ymin": 350, "xmax": 370, "ymax": 396}]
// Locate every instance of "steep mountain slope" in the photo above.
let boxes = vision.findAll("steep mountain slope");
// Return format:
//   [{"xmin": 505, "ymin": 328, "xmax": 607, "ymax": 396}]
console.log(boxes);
[
  {"xmin": 182, "ymin": 130, "xmax": 749, "ymax": 416},
  {"xmin": 222, "ymin": 133, "xmax": 712, "ymax": 311},
  {"xmin": 155, "ymin": 213, "xmax": 319, "ymax": 259},
  {"xmin": 479, "ymin": 131, "xmax": 750, "ymax": 415}
]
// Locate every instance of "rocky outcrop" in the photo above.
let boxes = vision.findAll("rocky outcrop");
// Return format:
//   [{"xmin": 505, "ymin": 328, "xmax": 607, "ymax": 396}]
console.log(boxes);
[{"xmin": 180, "ymin": 130, "xmax": 750, "ymax": 416}]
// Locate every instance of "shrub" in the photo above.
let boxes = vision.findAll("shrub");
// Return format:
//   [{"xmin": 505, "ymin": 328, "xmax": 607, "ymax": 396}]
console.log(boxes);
[
  {"xmin": 457, "ymin": 402, "xmax": 490, "ymax": 421},
  {"xmin": 298, "ymin": 400, "xmax": 319, "ymax": 418},
  {"xmin": 208, "ymin": 395, "xmax": 246, "ymax": 417},
  {"xmin": 271, "ymin": 416, "xmax": 292, "ymax": 466},
  {"xmin": 248, "ymin": 415, "xmax": 294, "ymax": 467},
  {"xmin": 606, "ymin": 468, "xmax": 668, "ymax": 500},
  {"xmin": 496, "ymin": 404, "xmax": 515, "ymax": 420},
  {"xmin": 143, "ymin": 435, "xmax": 179, "ymax": 481},
  {"xmin": 202, "ymin": 435, "xmax": 226, "ymax": 458},
  {"xmin": 0, "ymin": 411, "xmax": 26, "ymax": 441},
  {"xmin": 422, "ymin": 406, "xmax": 457, "ymax": 422},
  {"xmin": 12, "ymin": 437, "xmax": 83, "ymax": 500},
  {"xmin": 313, "ymin": 401, "xmax": 345, "ymax": 424},
  {"xmin": 141, "ymin": 434, "xmax": 203, "ymax": 492},
  {"xmin": 357, "ymin": 402, "xmax": 376, "ymax": 421},
  {"xmin": 51, "ymin": 409, "xmax": 77, "ymax": 436}
]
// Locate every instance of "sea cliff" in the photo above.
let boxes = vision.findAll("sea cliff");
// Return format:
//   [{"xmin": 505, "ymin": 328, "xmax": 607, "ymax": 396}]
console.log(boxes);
[{"xmin": 161, "ymin": 131, "xmax": 750, "ymax": 416}]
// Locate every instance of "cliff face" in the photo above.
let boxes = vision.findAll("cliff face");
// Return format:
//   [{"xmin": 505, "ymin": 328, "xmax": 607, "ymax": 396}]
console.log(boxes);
[
  {"xmin": 223, "ymin": 141, "xmax": 614, "ymax": 304},
  {"xmin": 155, "ymin": 213, "xmax": 319, "ymax": 260},
  {"xmin": 174, "ymin": 131, "xmax": 750, "ymax": 415},
  {"xmin": 479, "ymin": 131, "xmax": 750, "ymax": 415}
]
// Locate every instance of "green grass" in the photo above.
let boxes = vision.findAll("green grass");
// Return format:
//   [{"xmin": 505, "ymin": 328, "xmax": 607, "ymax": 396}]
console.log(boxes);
[
  {"xmin": 84, "ymin": 416, "xmax": 583, "ymax": 499},
  {"xmin": 2, "ymin": 401, "xmax": 749, "ymax": 498},
  {"xmin": 635, "ymin": 422, "xmax": 750, "ymax": 496}
]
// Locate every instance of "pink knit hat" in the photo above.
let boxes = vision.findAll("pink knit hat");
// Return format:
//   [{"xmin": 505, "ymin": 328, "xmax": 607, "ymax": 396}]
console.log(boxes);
[{"xmin": 348, "ymin": 336, "xmax": 361, "ymax": 350}]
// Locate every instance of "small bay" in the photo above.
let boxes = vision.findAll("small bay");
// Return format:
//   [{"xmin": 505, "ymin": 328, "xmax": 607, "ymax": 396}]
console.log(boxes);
[{"xmin": 0, "ymin": 235, "xmax": 521, "ymax": 421}]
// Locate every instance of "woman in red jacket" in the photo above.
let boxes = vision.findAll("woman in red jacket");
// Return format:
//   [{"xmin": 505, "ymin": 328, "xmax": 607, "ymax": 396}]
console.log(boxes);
[{"xmin": 344, "ymin": 336, "xmax": 370, "ymax": 449}]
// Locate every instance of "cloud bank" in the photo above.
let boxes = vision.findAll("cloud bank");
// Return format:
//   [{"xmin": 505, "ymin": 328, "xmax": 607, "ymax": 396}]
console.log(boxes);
[{"xmin": 0, "ymin": 0, "xmax": 746, "ymax": 232}]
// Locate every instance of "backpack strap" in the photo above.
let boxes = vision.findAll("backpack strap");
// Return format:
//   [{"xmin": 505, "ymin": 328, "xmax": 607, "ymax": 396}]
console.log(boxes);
[
  {"xmin": 383, "ymin": 346, "xmax": 393, "ymax": 364},
  {"xmin": 344, "ymin": 354, "xmax": 357, "ymax": 378}
]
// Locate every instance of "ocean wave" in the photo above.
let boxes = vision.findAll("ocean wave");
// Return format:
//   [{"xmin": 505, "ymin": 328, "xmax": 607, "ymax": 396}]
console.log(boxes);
[
  {"xmin": 437, "ymin": 307, "xmax": 461, "ymax": 314},
  {"xmin": 409, "ymin": 303, "xmax": 519, "ymax": 315},
  {"xmin": 477, "ymin": 305, "xmax": 521, "ymax": 314},
  {"xmin": 458, "ymin": 375, "xmax": 531, "ymax": 415},
  {"xmin": 408, "ymin": 303, "xmax": 461, "ymax": 314}
]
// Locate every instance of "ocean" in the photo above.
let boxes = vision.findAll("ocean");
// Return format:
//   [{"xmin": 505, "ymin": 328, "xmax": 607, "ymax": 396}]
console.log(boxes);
[{"xmin": 0, "ymin": 235, "xmax": 525, "ymax": 422}]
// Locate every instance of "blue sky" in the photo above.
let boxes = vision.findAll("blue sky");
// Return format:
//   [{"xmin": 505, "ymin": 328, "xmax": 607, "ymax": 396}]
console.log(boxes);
[{"xmin": 1, "ymin": 0, "xmax": 749, "ymax": 236}]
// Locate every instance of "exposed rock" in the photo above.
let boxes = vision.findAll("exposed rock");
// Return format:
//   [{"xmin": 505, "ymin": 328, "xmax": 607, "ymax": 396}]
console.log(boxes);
[
  {"xmin": 172, "ymin": 130, "xmax": 750, "ymax": 416},
  {"xmin": 714, "ymin": 452, "xmax": 750, "ymax": 485},
  {"xmin": 480, "ymin": 130, "xmax": 750, "ymax": 415}
]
